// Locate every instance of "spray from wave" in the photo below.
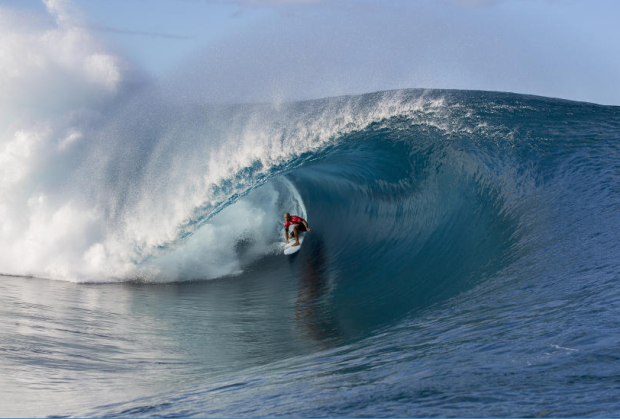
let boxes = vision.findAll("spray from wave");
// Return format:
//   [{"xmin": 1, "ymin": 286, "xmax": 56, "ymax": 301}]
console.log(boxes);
[
  {"xmin": 0, "ymin": 0, "xmax": 127, "ymax": 281},
  {"xmin": 0, "ymin": 1, "xmax": 446, "ymax": 282}
]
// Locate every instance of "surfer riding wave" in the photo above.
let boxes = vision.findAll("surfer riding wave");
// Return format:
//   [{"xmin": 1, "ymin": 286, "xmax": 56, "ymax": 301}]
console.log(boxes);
[{"xmin": 284, "ymin": 213, "xmax": 311, "ymax": 247}]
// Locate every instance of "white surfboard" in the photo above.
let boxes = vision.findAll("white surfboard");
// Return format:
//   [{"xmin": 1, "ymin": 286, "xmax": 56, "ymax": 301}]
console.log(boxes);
[{"xmin": 284, "ymin": 232, "xmax": 305, "ymax": 255}]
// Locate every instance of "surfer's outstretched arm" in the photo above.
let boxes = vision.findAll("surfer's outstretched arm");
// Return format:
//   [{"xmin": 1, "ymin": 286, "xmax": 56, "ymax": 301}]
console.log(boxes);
[
  {"xmin": 285, "ymin": 229, "xmax": 289, "ymax": 243},
  {"xmin": 302, "ymin": 220, "xmax": 311, "ymax": 232}
]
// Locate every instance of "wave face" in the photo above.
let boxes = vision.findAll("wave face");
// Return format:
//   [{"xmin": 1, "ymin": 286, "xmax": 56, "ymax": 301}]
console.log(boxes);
[
  {"xmin": 3, "ymin": 86, "xmax": 619, "ymax": 288},
  {"xmin": 0, "ymin": 83, "xmax": 479, "ymax": 282}
]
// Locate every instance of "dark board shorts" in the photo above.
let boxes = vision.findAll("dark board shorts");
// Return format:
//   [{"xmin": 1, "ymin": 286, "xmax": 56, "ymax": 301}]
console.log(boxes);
[{"xmin": 290, "ymin": 223, "xmax": 307, "ymax": 232}]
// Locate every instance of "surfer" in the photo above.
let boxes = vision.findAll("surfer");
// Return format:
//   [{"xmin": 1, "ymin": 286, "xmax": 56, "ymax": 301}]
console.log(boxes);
[{"xmin": 284, "ymin": 213, "xmax": 311, "ymax": 247}]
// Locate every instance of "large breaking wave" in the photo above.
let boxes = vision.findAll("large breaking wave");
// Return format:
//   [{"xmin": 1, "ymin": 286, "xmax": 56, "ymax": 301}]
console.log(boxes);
[
  {"xmin": 1, "ymin": 1, "xmax": 619, "ymax": 294},
  {"xmin": 5, "ymin": 3, "xmax": 620, "ymax": 417}
]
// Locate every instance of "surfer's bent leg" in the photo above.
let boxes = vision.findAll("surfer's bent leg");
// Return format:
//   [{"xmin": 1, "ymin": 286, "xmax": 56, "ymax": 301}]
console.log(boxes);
[{"xmin": 292, "ymin": 225, "xmax": 300, "ymax": 246}]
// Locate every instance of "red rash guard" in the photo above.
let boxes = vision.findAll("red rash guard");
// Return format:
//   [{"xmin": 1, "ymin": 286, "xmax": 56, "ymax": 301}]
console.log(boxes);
[{"xmin": 285, "ymin": 216, "xmax": 306, "ymax": 232}]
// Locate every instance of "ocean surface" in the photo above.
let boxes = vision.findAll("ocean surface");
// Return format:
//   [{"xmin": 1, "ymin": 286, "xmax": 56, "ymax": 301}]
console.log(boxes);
[{"xmin": 1, "ymin": 89, "xmax": 620, "ymax": 417}]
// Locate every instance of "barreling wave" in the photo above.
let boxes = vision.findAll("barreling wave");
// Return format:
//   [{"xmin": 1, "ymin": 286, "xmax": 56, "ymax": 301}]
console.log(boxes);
[
  {"xmin": 5, "ymin": 4, "xmax": 620, "ymax": 417},
  {"xmin": 34, "ymin": 88, "xmax": 620, "ymax": 417},
  {"xmin": 0, "ymin": 85, "xmax": 444, "ymax": 282},
  {"xmin": 2, "ymin": 90, "xmax": 618, "ymax": 281},
  {"xmin": 2, "ymin": 83, "xmax": 620, "ymax": 290}
]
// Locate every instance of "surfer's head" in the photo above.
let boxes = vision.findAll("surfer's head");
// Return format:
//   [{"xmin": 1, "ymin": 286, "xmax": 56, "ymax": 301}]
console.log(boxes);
[{"xmin": 284, "ymin": 212, "xmax": 290, "ymax": 221}]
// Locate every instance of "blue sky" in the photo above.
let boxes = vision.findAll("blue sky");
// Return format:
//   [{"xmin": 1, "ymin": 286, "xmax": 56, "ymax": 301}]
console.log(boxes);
[{"xmin": 2, "ymin": 0, "xmax": 620, "ymax": 105}]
